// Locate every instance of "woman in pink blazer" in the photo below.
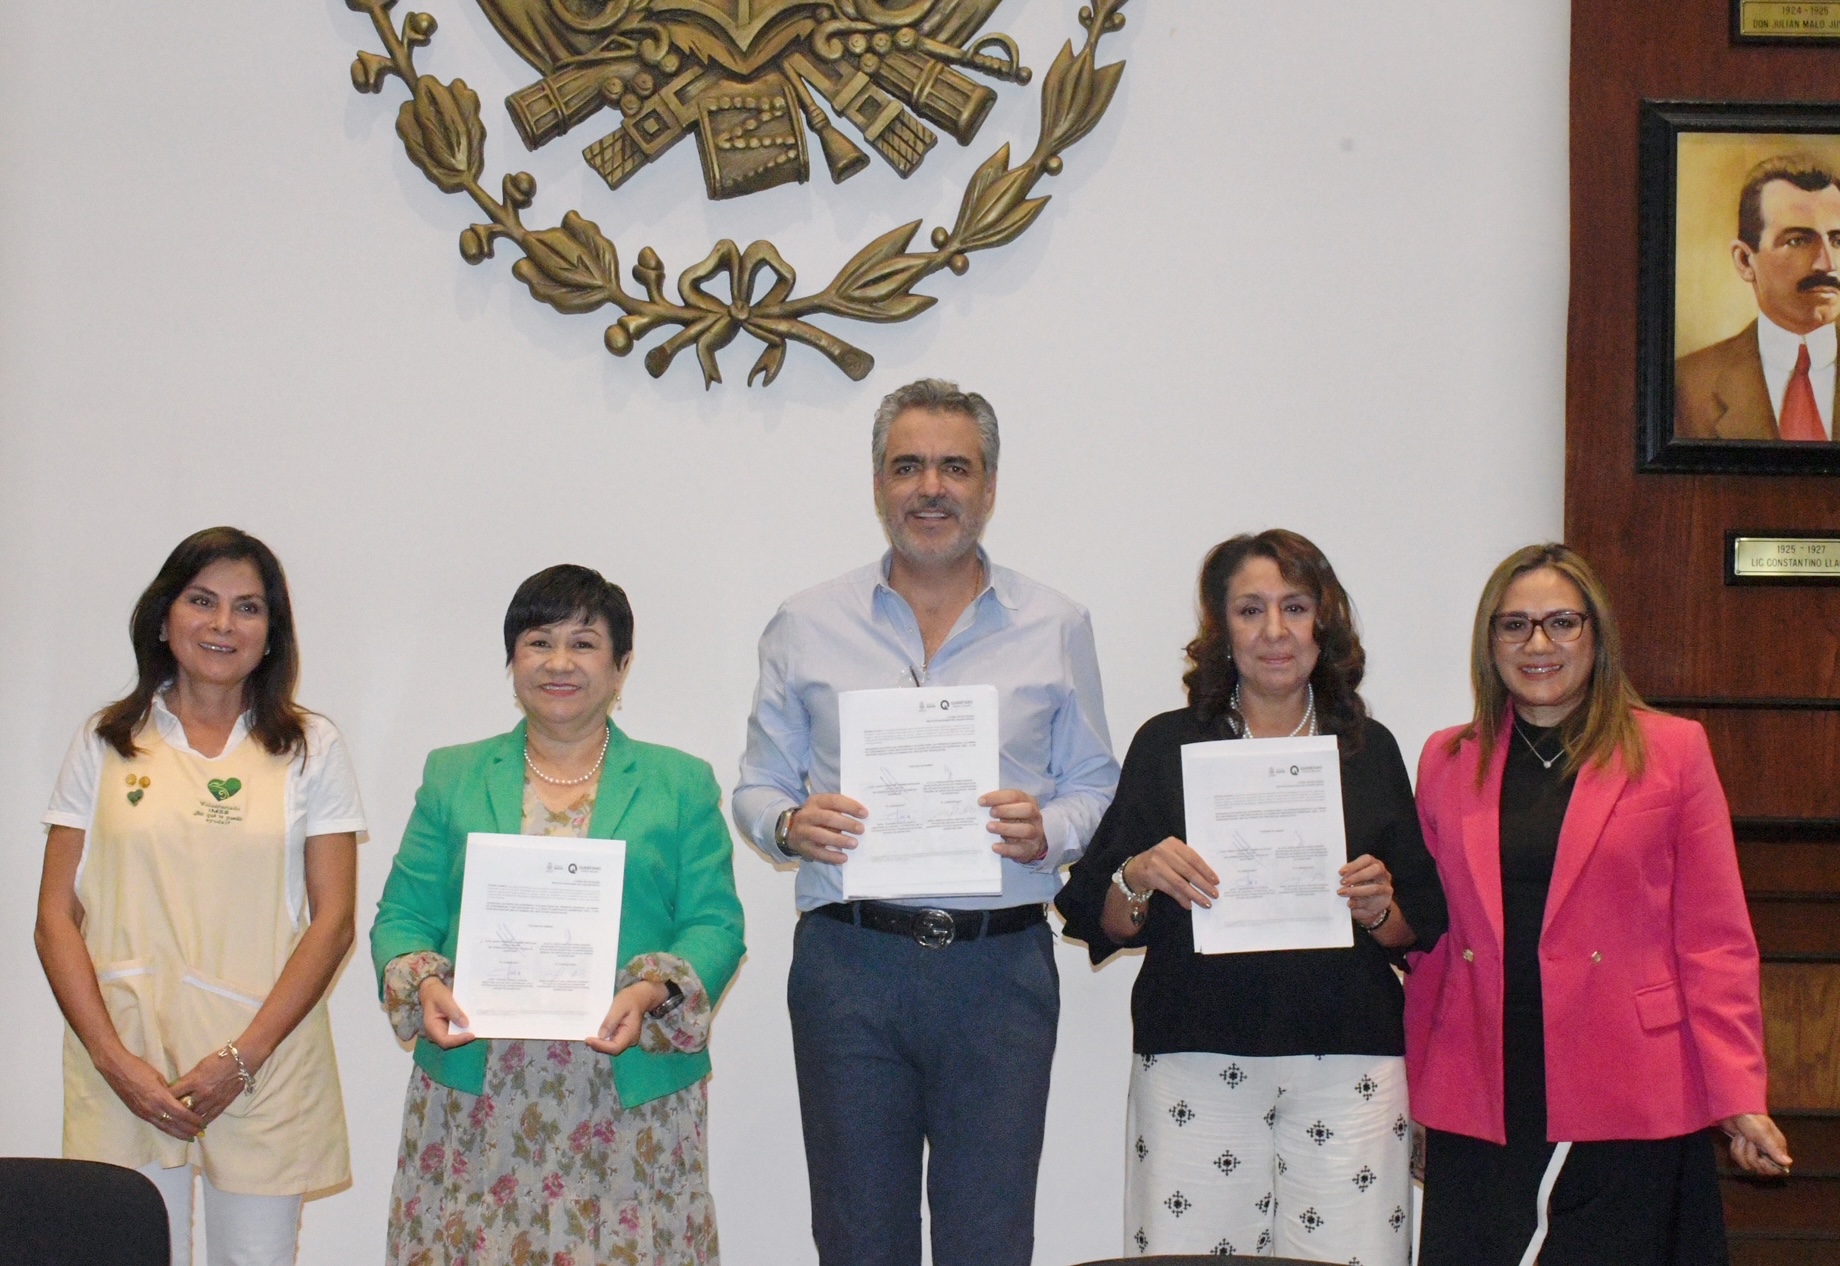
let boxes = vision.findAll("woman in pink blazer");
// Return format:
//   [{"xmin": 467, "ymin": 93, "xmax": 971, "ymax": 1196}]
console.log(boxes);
[{"xmin": 1406, "ymin": 544, "xmax": 1790, "ymax": 1266}]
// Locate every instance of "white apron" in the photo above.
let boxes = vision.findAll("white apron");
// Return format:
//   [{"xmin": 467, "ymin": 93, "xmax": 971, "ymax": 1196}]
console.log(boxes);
[{"xmin": 63, "ymin": 723, "xmax": 350, "ymax": 1196}]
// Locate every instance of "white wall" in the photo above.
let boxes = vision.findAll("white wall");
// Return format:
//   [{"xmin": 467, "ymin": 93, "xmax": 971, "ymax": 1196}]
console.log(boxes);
[{"xmin": 0, "ymin": 3, "xmax": 1570, "ymax": 1262}]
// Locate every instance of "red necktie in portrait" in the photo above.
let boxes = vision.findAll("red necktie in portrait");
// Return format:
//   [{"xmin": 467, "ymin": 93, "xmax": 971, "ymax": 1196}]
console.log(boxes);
[{"xmin": 1779, "ymin": 342, "xmax": 1828, "ymax": 441}]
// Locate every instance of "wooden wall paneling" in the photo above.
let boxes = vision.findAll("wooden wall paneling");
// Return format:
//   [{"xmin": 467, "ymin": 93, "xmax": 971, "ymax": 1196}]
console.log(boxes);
[
  {"xmin": 1762, "ymin": 965, "xmax": 1840, "ymax": 1111},
  {"xmin": 1725, "ymin": 1239, "xmax": 1840, "ymax": 1266},
  {"xmin": 1663, "ymin": 706, "xmax": 1840, "ymax": 818},
  {"xmin": 1737, "ymin": 838, "xmax": 1840, "ymax": 891},
  {"xmin": 1722, "ymin": 1174, "xmax": 1840, "ymax": 1237},
  {"xmin": 1569, "ymin": 3, "xmax": 1840, "ymax": 1252},
  {"xmin": 1566, "ymin": 3, "xmax": 1840, "ymax": 696},
  {"xmin": 1749, "ymin": 899, "xmax": 1840, "ymax": 960}
]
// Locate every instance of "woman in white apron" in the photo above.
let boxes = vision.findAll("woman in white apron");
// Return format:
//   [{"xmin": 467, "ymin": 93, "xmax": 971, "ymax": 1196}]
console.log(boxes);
[{"xmin": 33, "ymin": 527, "xmax": 365, "ymax": 1266}]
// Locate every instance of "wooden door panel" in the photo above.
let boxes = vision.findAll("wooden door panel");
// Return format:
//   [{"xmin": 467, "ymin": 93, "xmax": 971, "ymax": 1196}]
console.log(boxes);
[
  {"xmin": 1662, "ymin": 707, "xmax": 1840, "ymax": 820},
  {"xmin": 1762, "ymin": 964, "xmax": 1840, "ymax": 1111}
]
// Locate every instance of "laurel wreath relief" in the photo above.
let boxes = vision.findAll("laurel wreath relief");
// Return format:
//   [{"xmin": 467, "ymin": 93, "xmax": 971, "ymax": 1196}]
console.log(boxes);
[{"xmin": 345, "ymin": 0, "xmax": 1130, "ymax": 386}]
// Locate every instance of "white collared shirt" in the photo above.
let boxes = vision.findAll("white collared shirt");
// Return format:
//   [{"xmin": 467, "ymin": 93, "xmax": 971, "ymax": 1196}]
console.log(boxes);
[
  {"xmin": 1756, "ymin": 313, "xmax": 1837, "ymax": 439},
  {"xmin": 44, "ymin": 694, "xmax": 367, "ymax": 920}
]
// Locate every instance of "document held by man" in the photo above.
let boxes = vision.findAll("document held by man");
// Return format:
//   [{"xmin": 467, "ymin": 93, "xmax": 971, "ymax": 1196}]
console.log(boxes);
[
  {"xmin": 838, "ymin": 684, "xmax": 1003, "ymax": 899},
  {"xmin": 1181, "ymin": 735, "xmax": 1353, "ymax": 954},
  {"xmin": 451, "ymin": 833, "xmax": 627, "ymax": 1040}
]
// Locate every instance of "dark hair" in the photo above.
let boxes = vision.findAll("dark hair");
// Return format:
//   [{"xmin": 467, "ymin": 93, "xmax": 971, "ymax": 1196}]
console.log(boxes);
[
  {"xmin": 95, "ymin": 527, "xmax": 308, "ymax": 759},
  {"xmin": 1452, "ymin": 542, "xmax": 1647, "ymax": 783},
  {"xmin": 1182, "ymin": 529, "xmax": 1368, "ymax": 752},
  {"xmin": 1738, "ymin": 155, "xmax": 1839, "ymax": 249},
  {"xmin": 503, "ymin": 565, "xmax": 634, "ymax": 664}
]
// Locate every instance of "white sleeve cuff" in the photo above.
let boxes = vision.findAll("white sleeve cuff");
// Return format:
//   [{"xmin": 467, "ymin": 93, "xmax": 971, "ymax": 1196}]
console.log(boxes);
[{"xmin": 1031, "ymin": 808, "xmax": 1081, "ymax": 873}]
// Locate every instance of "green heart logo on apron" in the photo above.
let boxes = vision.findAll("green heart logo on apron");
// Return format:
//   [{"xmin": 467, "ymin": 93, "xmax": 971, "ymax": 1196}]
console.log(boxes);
[
  {"xmin": 207, "ymin": 778, "xmax": 243, "ymax": 802},
  {"xmin": 127, "ymin": 788, "xmax": 144, "ymax": 806}
]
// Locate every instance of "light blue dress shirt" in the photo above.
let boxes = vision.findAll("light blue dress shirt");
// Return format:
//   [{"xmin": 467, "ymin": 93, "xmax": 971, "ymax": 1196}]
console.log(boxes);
[{"xmin": 733, "ymin": 550, "xmax": 1120, "ymax": 912}]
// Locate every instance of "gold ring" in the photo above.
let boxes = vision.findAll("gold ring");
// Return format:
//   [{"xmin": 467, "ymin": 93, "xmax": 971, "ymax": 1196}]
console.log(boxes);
[
  {"xmin": 159, "ymin": 1111, "xmax": 172, "ymax": 1123},
  {"xmin": 180, "ymin": 1094, "xmax": 194, "ymax": 1109}
]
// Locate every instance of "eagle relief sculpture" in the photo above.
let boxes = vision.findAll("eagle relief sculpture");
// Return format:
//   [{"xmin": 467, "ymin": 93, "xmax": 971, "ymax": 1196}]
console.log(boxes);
[{"xmin": 346, "ymin": 0, "xmax": 1130, "ymax": 385}]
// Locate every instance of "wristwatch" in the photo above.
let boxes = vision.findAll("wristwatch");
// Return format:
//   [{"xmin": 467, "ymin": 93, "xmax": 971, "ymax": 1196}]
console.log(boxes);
[
  {"xmin": 647, "ymin": 981, "xmax": 685, "ymax": 1017},
  {"xmin": 1111, "ymin": 858, "xmax": 1153, "ymax": 927},
  {"xmin": 774, "ymin": 806, "xmax": 798, "ymax": 858}
]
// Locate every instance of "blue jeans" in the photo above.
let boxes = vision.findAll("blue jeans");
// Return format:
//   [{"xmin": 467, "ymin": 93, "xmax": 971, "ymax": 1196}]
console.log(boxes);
[{"xmin": 787, "ymin": 911, "xmax": 1060, "ymax": 1266}]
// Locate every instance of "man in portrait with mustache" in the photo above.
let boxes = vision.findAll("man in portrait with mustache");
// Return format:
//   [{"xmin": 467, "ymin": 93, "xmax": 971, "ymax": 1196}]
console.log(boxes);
[
  {"xmin": 732, "ymin": 377, "xmax": 1119, "ymax": 1266},
  {"xmin": 1676, "ymin": 155, "xmax": 1840, "ymax": 441}
]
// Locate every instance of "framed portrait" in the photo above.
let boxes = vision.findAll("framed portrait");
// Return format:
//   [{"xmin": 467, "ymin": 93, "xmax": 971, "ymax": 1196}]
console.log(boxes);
[{"xmin": 1637, "ymin": 101, "xmax": 1840, "ymax": 474}]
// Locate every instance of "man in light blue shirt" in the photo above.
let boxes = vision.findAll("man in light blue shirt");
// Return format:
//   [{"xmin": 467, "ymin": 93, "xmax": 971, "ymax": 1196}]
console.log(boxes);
[{"xmin": 733, "ymin": 378, "xmax": 1119, "ymax": 1266}]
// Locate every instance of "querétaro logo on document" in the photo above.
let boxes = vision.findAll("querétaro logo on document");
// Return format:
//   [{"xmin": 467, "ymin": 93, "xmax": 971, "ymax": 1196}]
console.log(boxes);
[
  {"xmin": 923, "ymin": 695, "xmax": 979, "ymax": 713},
  {"xmin": 547, "ymin": 861, "xmax": 604, "ymax": 875}
]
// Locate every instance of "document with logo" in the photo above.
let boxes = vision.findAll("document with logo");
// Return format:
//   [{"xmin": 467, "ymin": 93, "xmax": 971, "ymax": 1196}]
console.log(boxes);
[
  {"xmin": 1181, "ymin": 735, "xmax": 1352, "ymax": 954},
  {"xmin": 838, "ymin": 684, "xmax": 1003, "ymax": 900},
  {"xmin": 451, "ymin": 833, "xmax": 626, "ymax": 1040}
]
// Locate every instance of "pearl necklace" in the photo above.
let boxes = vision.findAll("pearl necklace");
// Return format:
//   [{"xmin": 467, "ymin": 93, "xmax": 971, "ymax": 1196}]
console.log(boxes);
[
  {"xmin": 1513, "ymin": 720, "xmax": 1564, "ymax": 770},
  {"xmin": 526, "ymin": 725, "xmax": 610, "ymax": 786},
  {"xmin": 1232, "ymin": 683, "xmax": 1317, "ymax": 738}
]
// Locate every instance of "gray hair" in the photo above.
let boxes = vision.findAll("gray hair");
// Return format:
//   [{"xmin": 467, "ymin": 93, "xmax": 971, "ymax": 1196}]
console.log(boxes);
[{"xmin": 871, "ymin": 378, "xmax": 1000, "ymax": 474}]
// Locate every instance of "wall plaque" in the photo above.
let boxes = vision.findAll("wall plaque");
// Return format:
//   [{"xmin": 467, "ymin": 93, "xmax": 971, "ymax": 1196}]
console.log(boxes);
[
  {"xmin": 1734, "ymin": 1, "xmax": 1840, "ymax": 44},
  {"xmin": 1726, "ymin": 530, "xmax": 1840, "ymax": 583}
]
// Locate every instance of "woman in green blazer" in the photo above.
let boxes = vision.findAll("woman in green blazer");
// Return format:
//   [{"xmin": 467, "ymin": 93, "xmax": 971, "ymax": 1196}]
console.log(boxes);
[{"xmin": 371, "ymin": 565, "xmax": 745, "ymax": 1266}]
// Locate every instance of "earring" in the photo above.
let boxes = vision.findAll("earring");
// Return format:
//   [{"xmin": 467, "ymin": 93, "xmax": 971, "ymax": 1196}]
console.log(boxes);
[{"xmin": 613, "ymin": 691, "xmax": 623, "ymax": 712}]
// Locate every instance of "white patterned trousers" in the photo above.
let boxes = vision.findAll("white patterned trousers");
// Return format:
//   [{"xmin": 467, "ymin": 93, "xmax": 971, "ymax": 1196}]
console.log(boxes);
[{"xmin": 1123, "ymin": 1051, "xmax": 1413, "ymax": 1264}]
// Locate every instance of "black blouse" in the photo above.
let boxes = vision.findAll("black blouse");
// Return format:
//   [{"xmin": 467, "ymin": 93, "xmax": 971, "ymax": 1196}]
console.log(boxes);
[
  {"xmin": 1056, "ymin": 707, "xmax": 1448, "ymax": 1057},
  {"xmin": 1498, "ymin": 720, "xmax": 1576, "ymax": 1017}
]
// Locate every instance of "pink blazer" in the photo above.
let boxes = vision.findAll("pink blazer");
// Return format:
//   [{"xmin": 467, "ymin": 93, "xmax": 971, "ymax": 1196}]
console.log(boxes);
[{"xmin": 1403, "ymin": 710, "xmax": 1767, "ymax": 1143}]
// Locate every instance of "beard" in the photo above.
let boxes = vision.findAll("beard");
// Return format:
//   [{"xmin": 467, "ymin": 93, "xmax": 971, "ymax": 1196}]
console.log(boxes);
[{"xmin": 882, "ymin": 495, "xmax": 989, "ymax": 567}]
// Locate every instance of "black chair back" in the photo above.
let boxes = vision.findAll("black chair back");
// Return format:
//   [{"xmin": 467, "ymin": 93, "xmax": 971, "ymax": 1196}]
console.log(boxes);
[{"xmin": 0, "ymin": 1158, "xmax": 170, "ymax": 1266}]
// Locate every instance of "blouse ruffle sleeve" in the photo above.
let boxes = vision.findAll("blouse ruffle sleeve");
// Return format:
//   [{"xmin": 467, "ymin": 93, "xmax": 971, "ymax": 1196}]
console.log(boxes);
[
  {"xmin": 382, "ymin": 950, "xmax": 454, "ymax": 1044},
  {"xmin": 1360, "ymin": 721, "xmax": 1449, "ymax": 957},
  {"xmin": 1056, "ymin": 712, "xmax": 1186, "ymax": 963}
]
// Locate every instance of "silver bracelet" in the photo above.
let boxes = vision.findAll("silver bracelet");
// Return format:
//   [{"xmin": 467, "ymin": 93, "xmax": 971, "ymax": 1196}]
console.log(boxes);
[
  {"xmin": 1357, "ymin": 904, "xmax": 1394, "ymax": 934},
  {"xmin": 218, "ymin": 1042, "xmax": 257, "ymax": 1096}
]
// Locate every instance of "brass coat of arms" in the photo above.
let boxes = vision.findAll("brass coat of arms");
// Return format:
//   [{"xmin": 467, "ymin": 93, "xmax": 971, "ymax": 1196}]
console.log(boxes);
[{"xmin": 347, "ymin": 0, "xmax": 1130, "ymax": 385}]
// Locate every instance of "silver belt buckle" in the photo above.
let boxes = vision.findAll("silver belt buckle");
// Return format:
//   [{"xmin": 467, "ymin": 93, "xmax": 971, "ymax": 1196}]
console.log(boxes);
[{"xmin": 913, "ymin": 908, "xmax": 957, "ymax": 949}]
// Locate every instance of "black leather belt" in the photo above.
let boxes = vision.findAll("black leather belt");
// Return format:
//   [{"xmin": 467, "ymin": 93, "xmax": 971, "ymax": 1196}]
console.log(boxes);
[{"xmin": 813, "ymin": 900, "xmax": 1046, "ymax": 949}]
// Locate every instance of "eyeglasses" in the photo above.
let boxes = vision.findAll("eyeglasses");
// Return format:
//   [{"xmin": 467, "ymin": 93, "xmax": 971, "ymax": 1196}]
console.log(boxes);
[{"xmin": 1491, "ymin": 610, "xmax": 1589, "ymax": 644}]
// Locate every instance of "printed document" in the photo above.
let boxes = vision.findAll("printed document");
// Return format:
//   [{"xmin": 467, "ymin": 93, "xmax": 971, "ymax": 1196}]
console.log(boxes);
[
  {"xmin": 838, "ymin": 684, "xmax": 1003, "ymax": 899},
  {"xmin": 452, "ymin": 833, "xmax": 626, "ymax": 1039},
  {"xmin": 1181, "ymin": 735, "xmax": 1352, "ymax": 954}
]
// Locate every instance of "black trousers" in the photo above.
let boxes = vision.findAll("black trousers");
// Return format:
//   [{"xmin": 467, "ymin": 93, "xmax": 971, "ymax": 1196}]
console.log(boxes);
[{"xmin": 1418, "ymin": 1006, "xmax": 1728, "ymax": 1266}]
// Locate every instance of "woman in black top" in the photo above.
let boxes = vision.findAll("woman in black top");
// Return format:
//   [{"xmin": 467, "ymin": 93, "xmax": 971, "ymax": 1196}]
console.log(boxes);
[{"xmin": 1058, "ymin": 530, "xmax": 1446, "ymax": 1263}]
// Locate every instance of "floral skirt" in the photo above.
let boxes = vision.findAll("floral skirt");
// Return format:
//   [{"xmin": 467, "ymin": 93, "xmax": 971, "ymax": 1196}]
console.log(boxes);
[{"xmin": 387, "ymin": 1040, "xmax": 716, "ymax": 1266}]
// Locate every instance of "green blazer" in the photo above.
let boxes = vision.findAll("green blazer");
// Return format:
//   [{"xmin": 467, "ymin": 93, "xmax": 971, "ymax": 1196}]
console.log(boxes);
[{"xmin": 370, "ymin": 721, "xmax": 746, "ymax": 1107}]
